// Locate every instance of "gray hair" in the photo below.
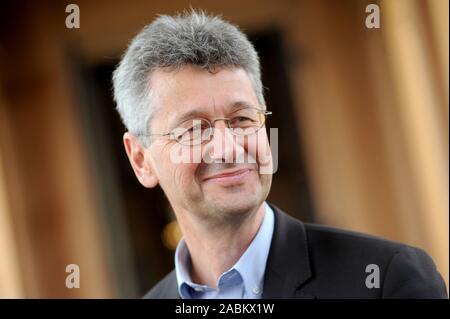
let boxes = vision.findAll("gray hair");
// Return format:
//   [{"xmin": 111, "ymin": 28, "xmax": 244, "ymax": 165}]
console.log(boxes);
[{"xmin": 112, "ymin": 9, "xmax": 265, "ymax": 145}]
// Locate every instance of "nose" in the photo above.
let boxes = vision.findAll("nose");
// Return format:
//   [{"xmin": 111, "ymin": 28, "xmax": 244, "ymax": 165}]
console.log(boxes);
[
  {"xmin": 202, "ymin": 119, "xmax": 243, "ymax": 163},
  {"xmin": 210, "ymin": 118, "xmax": 229, "ymax": 131}
]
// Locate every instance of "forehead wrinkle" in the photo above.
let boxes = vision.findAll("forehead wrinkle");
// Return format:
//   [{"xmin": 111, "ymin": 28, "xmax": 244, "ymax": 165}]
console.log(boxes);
[
  {"xmin": 206, "ymin": 73, "xmax": 217, "ymax": 115},
  {"xmin": 162, "ymin": 68, "xmax": 258, "ymax": 130}
]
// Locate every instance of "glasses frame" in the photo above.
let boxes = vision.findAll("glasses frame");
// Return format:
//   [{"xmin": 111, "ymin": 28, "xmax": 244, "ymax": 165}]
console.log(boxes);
[{"xmin": 144, "ymin": 107, "xmax": 272, "ymax": 146}]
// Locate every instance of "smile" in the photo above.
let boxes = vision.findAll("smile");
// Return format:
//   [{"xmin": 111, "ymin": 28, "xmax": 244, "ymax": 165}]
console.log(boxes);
[{"xmin": 203, "ymin": 169, "xmax": 252, "ymax": 185}]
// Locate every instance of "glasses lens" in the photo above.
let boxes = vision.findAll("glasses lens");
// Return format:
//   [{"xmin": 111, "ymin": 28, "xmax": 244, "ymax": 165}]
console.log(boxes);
[
  {"xmin": 171, "ymin": 108, "xmax": 269, "ymax": 145},
  {"xmin": 228, "ymin": 108, "xmax": 266, "ymax": 135},
  {"xmin": 175, "ymin": 119, "xmax": 211, "ymax": 145}
]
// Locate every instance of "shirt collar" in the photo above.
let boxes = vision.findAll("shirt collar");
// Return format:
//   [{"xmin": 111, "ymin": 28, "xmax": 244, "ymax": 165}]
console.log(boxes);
[
  {"xmin": 233, "ymin": 202, "xmax": 274, "ymax": 296},
  {"xmin": 174, "ymin": 202, "xmax": 275, "ymax": 298}
]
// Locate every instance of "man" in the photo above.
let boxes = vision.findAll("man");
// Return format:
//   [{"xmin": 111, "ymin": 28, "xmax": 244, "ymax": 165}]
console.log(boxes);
[{"xmin": 112, "ymin": 10, "xmax": 447, "ymax": 298}]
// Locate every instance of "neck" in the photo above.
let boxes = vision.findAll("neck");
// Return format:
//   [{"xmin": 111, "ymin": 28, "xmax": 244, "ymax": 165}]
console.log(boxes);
[{"xmin": 176, "ymin": 203, "xmax": 265, "ymax": 288}]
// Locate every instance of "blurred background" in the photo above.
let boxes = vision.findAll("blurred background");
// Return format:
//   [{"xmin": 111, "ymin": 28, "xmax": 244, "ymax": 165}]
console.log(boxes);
[{"xmin": 0, "ymin": 0, "xmax": 448, "ymax": 298}]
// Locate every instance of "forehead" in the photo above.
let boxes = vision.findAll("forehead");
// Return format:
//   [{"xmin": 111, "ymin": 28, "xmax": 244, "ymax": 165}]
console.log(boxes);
[{"xmin": 149, "ymin": 65, "xmax": 259, "ymax": 120}]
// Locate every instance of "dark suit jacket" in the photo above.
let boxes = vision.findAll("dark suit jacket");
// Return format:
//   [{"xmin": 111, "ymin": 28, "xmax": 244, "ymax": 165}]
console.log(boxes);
[{"xmin": 143, "ymin": 203, "xmax": 448, "ymax": 299}]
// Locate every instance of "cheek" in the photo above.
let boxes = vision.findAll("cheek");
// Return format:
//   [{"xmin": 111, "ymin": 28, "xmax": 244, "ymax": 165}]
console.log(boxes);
[
  {"xmin": 244, "ymin": 130, "xmax": 272, "ymax": 168},
  {"xmin": 154, "ymin": 143, "xmax": 200, "ymax": 191},
  {"xmin": 172, "ymin": 163, "xmax": 199, "ymax": 190}
]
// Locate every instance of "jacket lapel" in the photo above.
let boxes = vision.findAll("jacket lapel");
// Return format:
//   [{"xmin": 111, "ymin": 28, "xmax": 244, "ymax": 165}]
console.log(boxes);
[{"xmin": 262, "ymin": 203, "xmax": 314, "ymax": 298}]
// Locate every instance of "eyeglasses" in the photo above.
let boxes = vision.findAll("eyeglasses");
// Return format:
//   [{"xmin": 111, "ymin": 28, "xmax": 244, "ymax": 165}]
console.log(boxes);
[{"xmin": 145, "ymin": 107, "xmax": 272, "ymax": 146}]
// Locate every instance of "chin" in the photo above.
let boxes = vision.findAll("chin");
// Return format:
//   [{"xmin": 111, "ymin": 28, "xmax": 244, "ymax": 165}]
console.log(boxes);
[{"xmin": 205, "ymin": 192, "xmax": 261, "ymax": 217}]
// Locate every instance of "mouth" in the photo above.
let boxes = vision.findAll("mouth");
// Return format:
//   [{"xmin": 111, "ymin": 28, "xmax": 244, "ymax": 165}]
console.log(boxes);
[{"xmin": 202, "ymin": 168, "xmax": 252, "ymax": 185}]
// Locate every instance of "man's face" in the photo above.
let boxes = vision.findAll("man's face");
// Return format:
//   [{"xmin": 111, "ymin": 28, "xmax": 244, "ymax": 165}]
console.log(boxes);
[{"xmin": 127, "ymin": 65, "xmax": 272, "ymax": 220}]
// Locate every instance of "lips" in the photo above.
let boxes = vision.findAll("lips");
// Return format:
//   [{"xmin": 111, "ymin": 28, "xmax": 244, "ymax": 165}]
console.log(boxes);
[{"xmin": 203, "ymin": 168, "xmax": 252, "ymax": 184}]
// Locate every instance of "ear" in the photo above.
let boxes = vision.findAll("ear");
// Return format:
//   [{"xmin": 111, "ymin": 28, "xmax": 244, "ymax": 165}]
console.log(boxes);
[{"xmin": 123, "ymin": 132, "xmax": 159, "ymax": 188}]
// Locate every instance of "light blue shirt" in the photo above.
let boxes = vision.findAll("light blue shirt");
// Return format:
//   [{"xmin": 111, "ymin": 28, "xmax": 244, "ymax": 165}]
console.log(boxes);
[{"xmin": 174, "ymin": 202, "xmax": 275, "ymax": 299}]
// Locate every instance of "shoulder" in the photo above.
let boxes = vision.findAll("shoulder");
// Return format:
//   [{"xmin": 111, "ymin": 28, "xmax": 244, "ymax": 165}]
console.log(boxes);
[
  {"xmin": 305, "ymin": 223, "xmax": 448, "ymax": 297},
  {"xmin": 305, "ymin": 223, "xmax": 447, "ymax": 298},
  {"xmin": 269, "ymin": 205, "xmax": 447, "ymax": 298},
  {"xmin": 142, "ymin": 270, "xmax": 179, "ymax": 299},
  {"xmin": 304, "ymin": 222, "xmax": 408, "ymax": 257},
  {"xmin": 273, "ymin": 205, "xmax": 408, "ymax": 262}
]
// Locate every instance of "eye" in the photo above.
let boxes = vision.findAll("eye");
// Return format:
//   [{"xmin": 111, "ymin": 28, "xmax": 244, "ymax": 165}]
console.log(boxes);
[
  {"xmin": 230, "ymin": 116, "xmax": 255, "ymax": 127},
  {"xmin": 187, "ymin": 121, "xmax": 208, "ymax": 132},
  {"xmin": 186, "ymin": 125, "xmax": 198, "ymax": 133}
]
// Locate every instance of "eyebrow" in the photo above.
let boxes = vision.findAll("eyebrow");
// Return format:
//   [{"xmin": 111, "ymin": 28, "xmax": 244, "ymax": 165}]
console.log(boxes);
[{"xmin": 171, "ymin": 101, "xmax": 257, "ymax": 127}]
